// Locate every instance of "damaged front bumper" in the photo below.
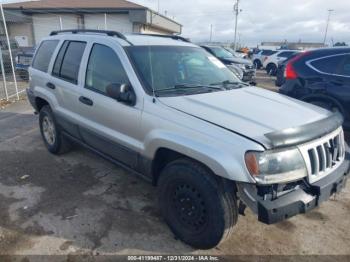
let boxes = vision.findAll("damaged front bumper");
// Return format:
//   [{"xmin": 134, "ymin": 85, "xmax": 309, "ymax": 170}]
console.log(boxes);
[{"xmin": 238, "ymin": 153, "xmax": 349, "ymax": 224}]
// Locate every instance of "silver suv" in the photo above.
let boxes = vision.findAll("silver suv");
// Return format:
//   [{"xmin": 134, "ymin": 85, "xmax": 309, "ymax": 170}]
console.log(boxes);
[{"xmin": 27, "ymin": 30, "xmax": 349, "ymax": 249}]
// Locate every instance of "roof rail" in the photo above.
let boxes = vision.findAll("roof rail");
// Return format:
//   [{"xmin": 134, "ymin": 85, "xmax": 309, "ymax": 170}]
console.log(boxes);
[
  {"xmin": 133, "ymin": 33, "xmax": 191, "ymax": 43},
  {"xmin": 49, "ymin": 29, "xmax": 133, "ymax": 45}
]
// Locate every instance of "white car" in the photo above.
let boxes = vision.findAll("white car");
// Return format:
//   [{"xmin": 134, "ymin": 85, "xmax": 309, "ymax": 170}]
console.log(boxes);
[
  {"xmin": 251, "ymin": 49, "xmax": 277, "ymax": 69},
  {"xmin": 263, "ymin": 50, "xmax": 299, "ymax": 75}
]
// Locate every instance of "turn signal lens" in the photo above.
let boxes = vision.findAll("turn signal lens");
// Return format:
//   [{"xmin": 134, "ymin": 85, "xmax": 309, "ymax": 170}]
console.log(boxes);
[{"xmin": 245, "ymin": 152, "xmax": 259, "ymax": 176}]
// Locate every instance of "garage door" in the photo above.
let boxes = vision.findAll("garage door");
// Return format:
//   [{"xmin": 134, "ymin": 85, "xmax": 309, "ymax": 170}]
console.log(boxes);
[
  {"xmin": 84, "ymin": 14, "xmax": 132, "ymax": 33},
  {"xmin": 33, "ymin": 14, "xmax": 78, "ymax": 44}
]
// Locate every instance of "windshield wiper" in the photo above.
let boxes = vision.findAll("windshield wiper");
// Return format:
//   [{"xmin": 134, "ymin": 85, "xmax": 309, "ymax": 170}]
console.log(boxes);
[
  {"xmin": 210, "ymin": 80, "xmax": 248, "ymax": 88},
  {"xmin": 155, "ymin": 84, "xmax": 223, "ymax": 94}
]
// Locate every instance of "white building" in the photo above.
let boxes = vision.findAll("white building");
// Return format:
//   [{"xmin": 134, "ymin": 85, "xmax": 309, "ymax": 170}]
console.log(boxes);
[{"xmin": 2, "ymin": 0, "xmax": 182, "ymax": 46}]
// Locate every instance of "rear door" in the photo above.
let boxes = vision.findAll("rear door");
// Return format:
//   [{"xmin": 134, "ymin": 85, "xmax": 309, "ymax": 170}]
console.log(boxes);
[
  {"xmin": 49, "ymin": 40, "xmax": 87, "ymax": 138},
  {"xmin": 76, "ymin": 41, "xmax": 142, "ymax": 169}
]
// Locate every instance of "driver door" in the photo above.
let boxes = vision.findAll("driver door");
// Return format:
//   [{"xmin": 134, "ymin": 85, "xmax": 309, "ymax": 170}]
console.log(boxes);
[{"xmin": 77, "ymin": 42, "xmax": 142, "ymax": 169}]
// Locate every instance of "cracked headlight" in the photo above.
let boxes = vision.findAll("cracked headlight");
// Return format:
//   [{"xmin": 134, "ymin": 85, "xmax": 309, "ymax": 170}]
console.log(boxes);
[{"xmin": 245, "ymin": 148, "xmax": 307, "ymax": 184}]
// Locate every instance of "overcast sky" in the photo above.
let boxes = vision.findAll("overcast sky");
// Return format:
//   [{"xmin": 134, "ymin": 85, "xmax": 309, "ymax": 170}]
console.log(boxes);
[{"xmin": 132, "ymin": 0, "xmax": 350, "ymax": 47}]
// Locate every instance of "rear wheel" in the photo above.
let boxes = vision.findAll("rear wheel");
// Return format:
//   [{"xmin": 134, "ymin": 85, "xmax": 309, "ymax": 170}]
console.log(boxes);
[
  {"xmin": 158, "ymin": 158, "xmax": 238, "ymax": 249},
  {"xmin": 309, "ymin": 100, "xmax": 342, "ymax": 113},
  {"xmin": 39, "ymin": 105, "xmax": 71, "ymax": 154},
  {"xmin": 266, "ymin": 63, "xmax": 277, "ymax": 76},
  {"xmin": 253, "ymin": 59, "xmax": 261, "ymax": 69}
]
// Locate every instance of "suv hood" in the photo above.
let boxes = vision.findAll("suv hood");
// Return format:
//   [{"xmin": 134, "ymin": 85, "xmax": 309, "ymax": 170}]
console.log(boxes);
[
  {"xmin": 158, "ymin": 87, "xmax": 332, "ymax": 148},
  {"xmin": 222, "ymin": 57, "xmax": 252, "ymax": 65}
]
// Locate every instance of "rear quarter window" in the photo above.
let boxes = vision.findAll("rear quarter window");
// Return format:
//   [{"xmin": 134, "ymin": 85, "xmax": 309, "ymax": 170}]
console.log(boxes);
[
  {"xmin": 32, "ymin": 40, "xmax": 59, "ymax": 72},
  {"xmin": 310, "ymin": 55, "xmax": 344, "ymax": 75}
]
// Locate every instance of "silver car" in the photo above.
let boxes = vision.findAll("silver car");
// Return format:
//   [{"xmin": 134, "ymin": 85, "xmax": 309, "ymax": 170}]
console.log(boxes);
[{"xmin": 27, "ymin": 30, "xmax": 349, "ymax": 249}]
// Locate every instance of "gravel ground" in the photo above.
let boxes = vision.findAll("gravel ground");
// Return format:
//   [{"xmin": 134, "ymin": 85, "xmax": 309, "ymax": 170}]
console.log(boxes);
[{"xmin": 0, "ymin": 75, "xmax": 349, "ymax": 258}]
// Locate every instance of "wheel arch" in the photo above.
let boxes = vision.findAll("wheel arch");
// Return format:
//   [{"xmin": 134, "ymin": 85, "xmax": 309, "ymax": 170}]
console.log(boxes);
[{"xmin": 301, "ymin": 93, "xmax": 345, "ymax": 115}]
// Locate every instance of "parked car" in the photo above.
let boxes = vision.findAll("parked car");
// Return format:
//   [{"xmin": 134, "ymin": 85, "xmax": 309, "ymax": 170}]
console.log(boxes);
[
  {"xmin": 224, "ymin": 47, "xmax": 248, "ymax": 59},
  {"xmin": 251, "ymin": 49, "xmax": 277, "ymax": 69},
  {"xmin": 27, "ymin": 30, "xmax": 349, "ymax": 249},
  {"xmin": 263, "ymin": 50, "xmax": 299, "ymax": 75},
  {"xmin": 280, "ymin": 47, "xmax": 350, "ymax": 130},
  {"xmin": 15, "ymin": 46, "xmax": 36, "ymax": 80},
  {"xmin": 201, "ymin": 45, "xmax": 256, "ymax": 82},
  {"xmin": 275, "ymin": 52, "xmax": 302, "ymax": 87},
  {"xmin": 0, "ymin": 37, "xmax": 21, "ymax": 72}
]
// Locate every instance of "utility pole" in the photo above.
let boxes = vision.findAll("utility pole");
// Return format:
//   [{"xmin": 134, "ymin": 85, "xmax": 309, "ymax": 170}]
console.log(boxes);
[
  {"xmin": 210, "ymin": 24, "xmax": 213, "ymax": 42},
  {"xmin": 323, "ymin": 9, "xmax": 334, "ymax": 45},
  {"xmin": 233, "ymin": 0, "xmax": 241, "ymax": 51}
]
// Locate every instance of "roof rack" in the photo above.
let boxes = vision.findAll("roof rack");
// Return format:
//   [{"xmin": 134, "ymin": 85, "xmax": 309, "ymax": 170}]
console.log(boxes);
[
  {"xmin": 50, "ymin": 29, "xmax": 133, "ymax": 45},
  {"xmin": 133, "ymin": 33, "xmax": 191, "ymax": 43}
]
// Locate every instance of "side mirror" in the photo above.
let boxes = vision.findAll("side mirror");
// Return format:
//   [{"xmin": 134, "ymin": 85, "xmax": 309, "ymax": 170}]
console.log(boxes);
[{"xmin": 106, "ymin": 83, "xmax": 136, "ymax": 106}]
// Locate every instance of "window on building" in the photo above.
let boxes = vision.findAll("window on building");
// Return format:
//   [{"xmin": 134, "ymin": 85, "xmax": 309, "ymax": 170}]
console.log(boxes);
[
  {"xmin": 85, "ymin": 44, "xmax": 129, "ymax": 94},
  {"xmin": 52, "ymin": 41, "xmax": 86, "ymax": 84},
  {"xmin": 32, "ymin": 40, "xmax": 59, "ymax": 72}
]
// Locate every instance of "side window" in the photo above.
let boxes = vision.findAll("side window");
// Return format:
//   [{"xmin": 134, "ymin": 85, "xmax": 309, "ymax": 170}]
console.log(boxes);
[
  {"xmin": 32, "ymin": 40, "xmax": 59, "ymax": 72},
  {"xmin": 337, "ymin": 55, "xmax": 350, "ymax": 76},
  {"xmin": 52, "ymin": 41, "xmax": 86, "ymax": 84},
  {"xmin": 277, "ymin": 51, "xmax": 295, "ymax": 58},
  {"xmin": 310, "ymin": 55, "xmax": 344, "ymax": 75},
  {"xmin": 85, "ymin": 44, "xmax": 129, "ymax": 94}
]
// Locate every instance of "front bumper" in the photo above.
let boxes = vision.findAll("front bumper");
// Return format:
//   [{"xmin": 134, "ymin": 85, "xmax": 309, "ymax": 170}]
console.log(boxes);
[
  {"xmin": 238, "ymin": 154, "xmax": 349, "ymax": 224},
  {"xmin": 242, "ymin": 69, "xmax": 256, "ymax": 82}
]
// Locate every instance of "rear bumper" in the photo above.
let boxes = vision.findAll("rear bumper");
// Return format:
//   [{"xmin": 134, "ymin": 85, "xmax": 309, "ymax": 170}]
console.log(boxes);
[
  {"xmin": 26, "ymin": 88, "xmax": 37, "ymax": 112},
  {"xmin": 238, "ymin": 154, "xmax": 349, "ymax": 224}
]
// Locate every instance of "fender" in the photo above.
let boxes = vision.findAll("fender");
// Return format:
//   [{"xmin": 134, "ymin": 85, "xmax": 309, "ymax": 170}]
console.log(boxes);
[{"xmin": 142, "ymin": 129, "xmax": 257, "ymax": 183}]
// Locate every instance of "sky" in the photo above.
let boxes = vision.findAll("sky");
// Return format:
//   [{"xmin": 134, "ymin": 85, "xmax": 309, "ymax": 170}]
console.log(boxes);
[{"xmin": 131, "ymin": 0, "xmax": 350, "ymax": 47}]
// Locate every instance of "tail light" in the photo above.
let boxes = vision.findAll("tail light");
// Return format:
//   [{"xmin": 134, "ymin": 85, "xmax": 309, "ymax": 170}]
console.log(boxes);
[
  {"xmin": 284, "ymin": 51, "xmax": 310, "ymax": 80},
  {"xmin": 284, "ymin": 62, "xmax": 297, "ymax": 79}
]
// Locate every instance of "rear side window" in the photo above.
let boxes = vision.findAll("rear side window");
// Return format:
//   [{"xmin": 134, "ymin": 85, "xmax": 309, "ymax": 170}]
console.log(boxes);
[
  {"xmin": 52, "ymin": 41, "xmax": 86, "ymax": 84},
  {"xmin": 278, "ymin": 51, "xmax": 296, "ymax": 58},
  {"xmin": 32, "ymin": 40, "xmax": 59, "ymax": 72},
  {"xmin": 85, "ymin": 44, "xmax": 129, "ymax": 94},
  {"xmin": 337, "ymin": 54, "xmax": 350, "ymax": 76},
  {"xmin": 310, "ymin": 55, "xmax": 344, "ymax": 75},
  {"xmin": 262, "ymin": 50, "xmax": 276, "ymax": 56}
]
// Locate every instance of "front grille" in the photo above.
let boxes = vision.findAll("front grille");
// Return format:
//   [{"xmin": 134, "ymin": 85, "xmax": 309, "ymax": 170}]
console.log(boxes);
[{"xmin": 298, "ymin": 127, "xmax": 345, "ymax": 183}]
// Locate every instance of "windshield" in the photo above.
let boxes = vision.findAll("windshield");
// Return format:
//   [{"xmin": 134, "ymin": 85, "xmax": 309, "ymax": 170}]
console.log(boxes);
[
  {"xmin": 208, "ymin": 46, "xmax": 234, "ymax": 59},
  {"xmin": 127, "ymin": 46, "xmax": 240, "ymax": 95}
]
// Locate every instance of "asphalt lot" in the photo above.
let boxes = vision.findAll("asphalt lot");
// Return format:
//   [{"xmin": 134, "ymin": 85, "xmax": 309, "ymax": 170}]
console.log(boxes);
[{"xmin": 0, "ymin": 73, "xmax": 349, "ymax": 256}]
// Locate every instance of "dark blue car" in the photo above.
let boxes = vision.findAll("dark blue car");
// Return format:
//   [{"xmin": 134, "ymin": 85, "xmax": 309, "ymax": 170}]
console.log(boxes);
[
  {"xmin": 16, "ymin": 47, "xmax": 35, "ymax": 80},
  {"xmin": 280, "ymin": 47, "xmax": 350, "ymax": 130}
]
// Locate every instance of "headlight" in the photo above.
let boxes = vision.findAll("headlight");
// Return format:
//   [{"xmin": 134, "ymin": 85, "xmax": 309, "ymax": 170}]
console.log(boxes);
[
  {"xmin": 236, "ymin": 63, "xmax": 246, "ymax": 70},
  {"xmin": 227, "ymin": 64, "xmax": 243, "ymax": 79},
  {"xmin": 245, "ymin": 148, "xmax": 307, "ymax": 184}
]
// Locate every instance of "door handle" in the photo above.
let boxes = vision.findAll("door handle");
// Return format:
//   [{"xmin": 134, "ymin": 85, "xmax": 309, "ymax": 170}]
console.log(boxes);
[
  {"xmin": 46, "ymin": 82, "xmax": 56, "ymax": 89},
  {"xmin": 79, "ymin": 96, "xmax": 93, "ymax": 106}
]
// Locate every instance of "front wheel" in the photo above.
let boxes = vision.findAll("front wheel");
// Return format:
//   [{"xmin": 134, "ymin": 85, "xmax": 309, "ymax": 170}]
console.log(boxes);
[{"xmin": 158, "ymin": 159, "xmax": 238, "ymax": 249}]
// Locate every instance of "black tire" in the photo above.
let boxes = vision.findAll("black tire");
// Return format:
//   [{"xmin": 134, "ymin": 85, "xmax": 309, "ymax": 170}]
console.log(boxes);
[
  {"xmin": 39, "ymin": 105, "xmax": 71, "ymax": 154},
  {"xmin": 158, "ymin": 158, "xmax": 238, "ymax": 249},
  {"xmin": 309, "ymin": 100, "xmax": 342, "ymax": 114},
  {"xmin": 253, "ymin": 59, "xmax": 261, "ymax": 69},
  {"xmin": 266, "ymin": 63, "xmax": 277, "ymax": 76}
]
